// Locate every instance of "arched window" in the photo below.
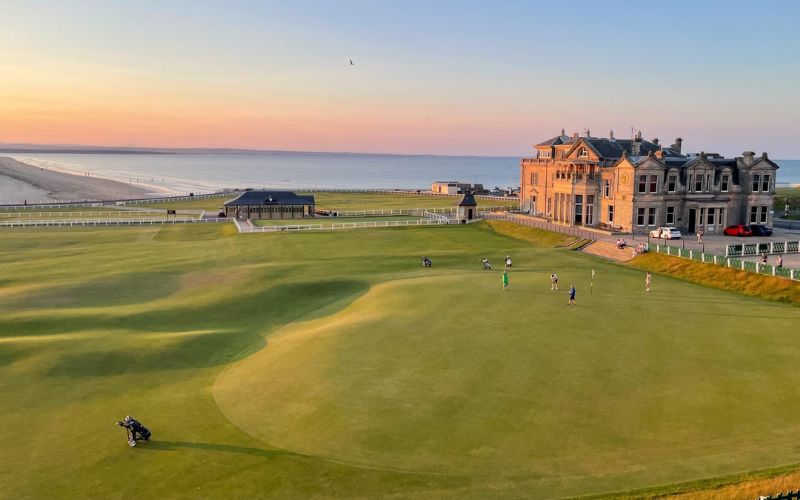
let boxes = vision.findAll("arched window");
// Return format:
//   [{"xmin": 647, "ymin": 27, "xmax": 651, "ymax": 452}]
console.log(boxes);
[{"xmin": 578, "ymin": 147, "xmax": 588, "ymax": 158}]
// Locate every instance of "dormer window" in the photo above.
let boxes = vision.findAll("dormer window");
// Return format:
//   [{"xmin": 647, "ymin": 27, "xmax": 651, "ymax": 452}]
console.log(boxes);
[
  {"xmin": 539, "ymin": 149, "xmax": 551, "ymax": 159},
  {"xmin": 721, "ymin": 173, "xmax": 730, "ymax": 192},
  {"xmin": 578, "ymin": 147, "xmax": 588, "ymax": 158}
]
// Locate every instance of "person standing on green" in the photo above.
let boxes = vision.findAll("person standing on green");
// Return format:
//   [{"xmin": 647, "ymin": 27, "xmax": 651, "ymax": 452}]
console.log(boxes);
[{"xmin": 501, "ymin": 270, "xmax": 509, "ymax": 290}]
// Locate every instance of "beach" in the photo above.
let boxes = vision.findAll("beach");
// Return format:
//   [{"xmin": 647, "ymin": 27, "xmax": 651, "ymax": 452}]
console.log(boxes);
[{"xmin": 0, "ymin": 156, "xmax": 150, "ymax": 203}]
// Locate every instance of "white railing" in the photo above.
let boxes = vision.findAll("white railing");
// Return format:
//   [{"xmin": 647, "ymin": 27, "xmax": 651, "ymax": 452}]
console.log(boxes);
[
  {"xmin": 424, "ymin": 210, "xmax": 451, "ymax": 222},
  {"xmin": 653, "ymin": 243, "xmax": 798, "ymax": 281},
  {"xmin": 0, "ymin": 189, "xmax": 238, "ymax": 209},
  {"xmin": 0, "ymin": 210, "xmax": 201, "ymax": 218},
  {"xmin": 0, "ymin": 218, "xmax": 229, "ymax": 228},
  {"xmin": 236, "ymin": 218, "xmax": 450, "ymax": 233},
  {"xmin": 482, "ymin": 212, "xmax": 600, "ymax": 240},
  {"xmin": 297, "ymin": 188, "xmax": 519, "ymax": 201},
  {"xmin": 725, "ymin": 240, "xmax": 800, "ymax": 257},
  {"xmin": 116, "ymin": 191, "xmax": 239, "ymax": 206},
  {"xmin": 315, "ymin": 206, "xmax": 511, "ymax": 217}
]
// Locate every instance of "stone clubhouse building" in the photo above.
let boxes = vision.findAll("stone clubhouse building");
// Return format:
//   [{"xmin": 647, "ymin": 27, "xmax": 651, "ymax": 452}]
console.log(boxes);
[{"xmin": 520, "ymin": 130, "xmax": 778, "ymax": 234}]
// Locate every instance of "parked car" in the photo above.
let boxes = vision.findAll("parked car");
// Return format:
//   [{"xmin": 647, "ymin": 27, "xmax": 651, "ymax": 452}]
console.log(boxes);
[
  {"xmin": 649, "ymin": 227, "xmax": 682, "ymax": 239},
  {"xmin": 749, "ymin": 224, "xmax": 773, "ymax": 236},
  {"xmin": 723, "ymin": 224, "xmax": 753, "ymax": 237}
]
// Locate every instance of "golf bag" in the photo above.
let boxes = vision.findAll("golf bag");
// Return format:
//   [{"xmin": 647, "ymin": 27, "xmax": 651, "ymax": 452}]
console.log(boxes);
[{"xmin": 117, "ymin": 416, "xmax": 151, "ymax": 447}]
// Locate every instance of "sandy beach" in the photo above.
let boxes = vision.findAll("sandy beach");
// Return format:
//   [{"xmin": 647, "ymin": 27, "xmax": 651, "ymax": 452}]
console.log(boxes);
[{"xmin": 0, "ymin": 156, "xmax": 150, "ymax": 203}]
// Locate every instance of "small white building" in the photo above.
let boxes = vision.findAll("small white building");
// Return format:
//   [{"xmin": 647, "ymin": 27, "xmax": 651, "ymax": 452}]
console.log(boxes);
[
  {"xmin": 456, "ymin": 192, "xmax": 478, "ymax": 222},
  {"xmin": 432, "ymin": 181, "xmax": 471, "ymax": 195}
]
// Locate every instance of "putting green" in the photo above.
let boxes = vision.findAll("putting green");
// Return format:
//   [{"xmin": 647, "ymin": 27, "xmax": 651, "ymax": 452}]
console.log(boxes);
[{"xmin": 214, "ymin": 259, "xmax": 800, "ymax": 489}]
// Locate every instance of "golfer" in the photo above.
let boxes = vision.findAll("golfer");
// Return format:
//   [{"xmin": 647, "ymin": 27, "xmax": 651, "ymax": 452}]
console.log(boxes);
[
  {"xmin": 567, "ymin": 284, "xmax": 576, "ymax": 305},
  {"xmin": 696, "ymin": 229, "xmax": 703, "ymax": 244},
  {"xmin": 550, "ymin": 273, "xmax": 559, "ymax": 291},
  {"xmin": 645, "ymin": 271, "xmax": 652, "ymax": 292},
  {"xmin": 501, "ymin": 270, "xmax": 509, "ymax": 290}
]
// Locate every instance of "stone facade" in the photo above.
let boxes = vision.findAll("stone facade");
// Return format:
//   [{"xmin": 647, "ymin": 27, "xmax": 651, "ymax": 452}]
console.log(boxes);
[{"xmin": 520, "ymin": 131, "xmax": 778, "ymax": 234}]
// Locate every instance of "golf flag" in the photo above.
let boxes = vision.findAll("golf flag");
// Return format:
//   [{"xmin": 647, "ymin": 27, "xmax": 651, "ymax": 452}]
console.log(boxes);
[{"xmin": 590, "ymin": 269, "xmax": 595, "ymax": 294}]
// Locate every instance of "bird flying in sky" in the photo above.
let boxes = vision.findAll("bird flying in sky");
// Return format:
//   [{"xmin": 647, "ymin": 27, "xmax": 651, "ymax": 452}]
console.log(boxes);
[{"xmin": 349, "ymin": 59, "xmax": 354, "ymax": 66}]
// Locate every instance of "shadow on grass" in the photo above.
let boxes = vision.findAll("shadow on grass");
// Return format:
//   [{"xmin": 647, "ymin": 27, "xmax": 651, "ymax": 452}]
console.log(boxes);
[
  {"xmin": 142, "ymin": 440, "xmax": 305, "ymax": 459},
  {"xmin": 40, "ymin": 279, "xmax": 370, "ymax": 378}
]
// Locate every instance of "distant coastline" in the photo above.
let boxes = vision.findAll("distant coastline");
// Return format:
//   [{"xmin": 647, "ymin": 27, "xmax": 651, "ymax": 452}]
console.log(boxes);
[
  {"xmin": 0, "ymin": 156, "xmax": 155, "ymax": 203},
  {"xmin": 0, "ymin": 143, "xmax": 519, "ymax": 159}
]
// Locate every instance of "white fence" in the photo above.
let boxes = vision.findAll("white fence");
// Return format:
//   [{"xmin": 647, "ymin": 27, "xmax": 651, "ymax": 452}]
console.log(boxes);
[
  {"xmin": 0, "ymin": 218, "xmax": 229, "ymax": 228},
  {"xmin": 725, "ymin": 240, "xmax": 800, "ymax": 257},
  {"xmin": 117, "ymin": 191, "xmax": 239, "ymax": 206},
  {"xmin": 235, "ymin": 218, "xmax": 450, "ymax": 233},
  {"xmin": 0, "ymin": 210, "xmax": 200, "ymax": 219},
  {"xmin": 297, "ymin": 188, "xmax": 518, "ymax": 201},
  {"xmin": 482, "ymin": 212, "xmax": 601, "ymax": 240},
  {"xmin": 652, "ymin": 243, "xmax": 798, "ymax": 281},
  {"xmin": 0, "ymin": 190, "xmax": 238, "ymax": 209}
]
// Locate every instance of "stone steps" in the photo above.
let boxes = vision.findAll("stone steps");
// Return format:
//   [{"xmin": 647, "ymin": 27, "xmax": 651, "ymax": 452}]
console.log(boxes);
[{"xmin": 581, "ymin": 241, "xmax": 636, "ymax": 262}]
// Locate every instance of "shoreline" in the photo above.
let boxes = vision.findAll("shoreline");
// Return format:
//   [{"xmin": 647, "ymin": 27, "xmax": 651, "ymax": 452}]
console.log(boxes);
[{"xmin": 0, "ymin": 156, "xmax": 153, "ymax": 203}]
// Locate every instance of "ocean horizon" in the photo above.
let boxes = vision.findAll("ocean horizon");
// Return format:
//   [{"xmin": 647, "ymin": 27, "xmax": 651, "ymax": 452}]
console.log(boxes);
[{"xmin": 3, "ymin": 152, "xmax": 800, "ymax": 202}]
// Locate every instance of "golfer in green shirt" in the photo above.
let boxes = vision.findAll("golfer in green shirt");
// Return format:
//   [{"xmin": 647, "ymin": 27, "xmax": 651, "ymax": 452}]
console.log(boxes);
[{"xmin": 502, "ymin": 270, "xmax": 509, "ymax": 290}]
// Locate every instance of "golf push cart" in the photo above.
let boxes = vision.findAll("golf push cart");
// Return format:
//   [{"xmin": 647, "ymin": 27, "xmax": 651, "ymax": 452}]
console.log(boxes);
[{"xmin": 116, "ymin": 416, "xmax": 151, "ymax": 447}]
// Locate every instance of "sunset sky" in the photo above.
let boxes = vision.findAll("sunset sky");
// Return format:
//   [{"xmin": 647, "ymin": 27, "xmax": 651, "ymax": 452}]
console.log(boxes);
[{"xmin": 0, "ymin": 0, "xmax": 798, "ymax": 157}]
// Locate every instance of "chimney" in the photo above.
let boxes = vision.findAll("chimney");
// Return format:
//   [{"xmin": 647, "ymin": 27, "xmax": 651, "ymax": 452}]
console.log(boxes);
[
  {"xmin": 652, "ymin": 137, "xmax": 659, "ymax": 145},
  {"xmin": 742, "ymin": 151, "xmax": 755, "ymax": 166},
  {"xmin": 560, "ymin": 128, "xmax": 566, "ymax": 137},
  {"xmin": 632, "ymin": 130, "xmax": 643, "ymax": 155},
  {"xmin": 609, "ymin": 129, "xmax": 615, "ymax": 141},
  {"xmin": 572, "ymin": 132, "xmax": 579, "ymax": 139},
  {"xmin": 585, "ymin": 129, "xmax": 591, "ymax": 137},
  {"xmin": 761, "ymin": 152, "xmax": 769, "ymax": 159},
  {"xmin": 671, "ymin": 137, "xmax": 683, "ymax": 154}
]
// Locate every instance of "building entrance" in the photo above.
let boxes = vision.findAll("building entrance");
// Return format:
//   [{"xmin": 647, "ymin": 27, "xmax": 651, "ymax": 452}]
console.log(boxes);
[{"xmin": 687, "ymin": 208, "xmax": 696, "ymax": 233}]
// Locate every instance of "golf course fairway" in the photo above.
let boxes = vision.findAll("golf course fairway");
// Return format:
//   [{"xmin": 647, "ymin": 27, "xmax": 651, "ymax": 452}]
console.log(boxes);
[{"xmin": 2, "ymin": 222, "xmax": 800, "ymax": 499}]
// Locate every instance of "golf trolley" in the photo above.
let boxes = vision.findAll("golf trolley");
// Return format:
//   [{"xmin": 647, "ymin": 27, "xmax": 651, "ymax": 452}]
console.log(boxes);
[{"xmin": 117, "ymin": 416, "xmax": 151, "ymax": 447}]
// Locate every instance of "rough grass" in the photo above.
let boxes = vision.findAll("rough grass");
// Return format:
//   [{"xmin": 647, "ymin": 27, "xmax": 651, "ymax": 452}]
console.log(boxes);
[
  {"xmin": 629, "ymin": 252, "xmax": 800, "ymax": 305},
  {"xmin": 666, "ymin": 467, "xmax": 800, "ymax": 499}
]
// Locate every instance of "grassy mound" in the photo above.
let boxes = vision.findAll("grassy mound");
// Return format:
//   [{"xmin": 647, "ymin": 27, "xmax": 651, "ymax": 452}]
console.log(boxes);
[
  {"xmin": 629, "ymin": 252, "xmax": 800, "ymax": 305},
  {"xmin": 480, "ymin": 219, "xmax": 575, "ymax": 247}
]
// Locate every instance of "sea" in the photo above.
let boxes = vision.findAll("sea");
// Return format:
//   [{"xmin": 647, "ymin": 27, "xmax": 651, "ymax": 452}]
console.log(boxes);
[
  {"xmin": 6, "ymin": 152, "xmax": 800, "ymax": 198},
  {"xmin": 8, "ymin": 152, "xmax": 520, "ymax": 196}
]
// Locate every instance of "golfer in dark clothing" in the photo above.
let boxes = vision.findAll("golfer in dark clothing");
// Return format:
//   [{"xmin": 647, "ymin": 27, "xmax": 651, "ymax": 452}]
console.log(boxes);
[{"xmin": 567, "ymin": 284, "xmax": 576, "ymax": 305}]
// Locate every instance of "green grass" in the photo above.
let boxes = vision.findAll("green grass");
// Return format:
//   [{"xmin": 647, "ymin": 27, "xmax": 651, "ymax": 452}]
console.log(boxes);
[
  {"xmin": 2, "ymin": 222, "xmax": 800, "ymax": 499},
  {"xmin": 302, "ymin": 191, "xmax": 519, "ymax": 211},
  {"xmin": 137, "ymin": 191, "xmax": 519, "ymax": 212},
  {"xmin": 140, "ymin": 196, "xmax": 234, "ymax": 211},
  {"xmin": 252, "ymin": 215, "xmax": 422, "ymax": 226},
  {"xmin": 775, "ymin": 187, "xmax": 800, "ymax": 211}
]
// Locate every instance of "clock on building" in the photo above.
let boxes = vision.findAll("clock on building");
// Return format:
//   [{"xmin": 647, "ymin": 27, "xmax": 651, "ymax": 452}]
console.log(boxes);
[{"xmin": 620, "ymin": 173, "xmax": 630, "ymax": 185}]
